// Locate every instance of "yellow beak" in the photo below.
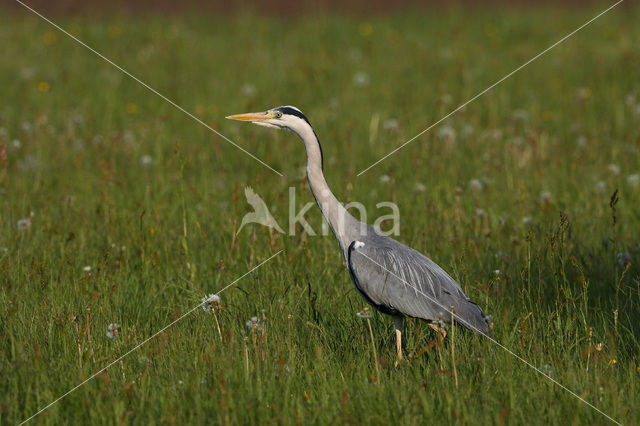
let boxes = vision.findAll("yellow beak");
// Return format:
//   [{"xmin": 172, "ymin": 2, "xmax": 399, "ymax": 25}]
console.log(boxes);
[{"xmin": 225, "ymin": 111, "xmax": 272, "ymax": 122}]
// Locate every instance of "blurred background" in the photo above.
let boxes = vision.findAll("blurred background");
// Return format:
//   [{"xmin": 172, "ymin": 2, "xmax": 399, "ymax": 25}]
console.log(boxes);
[{"xmin": 1, "ymin": 1, "xmax": 639, "ymax": 424}]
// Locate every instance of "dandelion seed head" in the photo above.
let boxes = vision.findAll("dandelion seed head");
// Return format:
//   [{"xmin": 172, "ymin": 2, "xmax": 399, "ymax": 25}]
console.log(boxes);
[
  {"xmin": 469, "ymin": 179, "xmax": 483, "ymax": 192},
  {"xmin": 383, "ymin": 118, "xmax": 399, "ymax": 131},
  {"xmin": 241, "ymin": 83, "xmax": 256, "ymax": 96},
  {"xmin": 461, "ymin": 124, "xmax": 474, "ymax": 138},
  {"xmin": 356, "ymin": 307, "xmax": 372, "ymax": 319},
  {"xmin": 625, "ymin": 92, "xmax": 636, "ymax": 107},
  {"xmin": 511, "ymin": 109, "xmax": 529, "ymax": 123},
  {"xmin": 17, "ymin": 218, "xmax": 32, "ymax": 231},
  {"xmin": 607, "ymin": 164, "xmax": 621, "ymax": 175},
  {"xmin": 140, "ymin": 155, "xmax": 154, "ymax": 167},
  {"xmin": 201, "ymin": 293, "xmax": 221, "ymax": 312},
  {"xmin": 246, "ymin": 316, "xmax": 262, "ymax": 331},
  {"xmin": 437, "ymin": 125, "xmax": 456, "ymax": 143},
  {"xmin": 617, "ymin": 252, "xmax": 631, "ymax": 266},
  {"xmin": 106, "ymin": 323, "xmax": 121, "ymax": 339},
  {"xmin": 352, "ymin": 72, "xmax": 370, "ymax": 87}
]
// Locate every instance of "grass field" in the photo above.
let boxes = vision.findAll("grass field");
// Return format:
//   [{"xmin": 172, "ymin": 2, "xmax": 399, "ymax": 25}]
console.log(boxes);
[{"xmin": 1, "ymin": 4, "xmax": 640, "ymax": 424}]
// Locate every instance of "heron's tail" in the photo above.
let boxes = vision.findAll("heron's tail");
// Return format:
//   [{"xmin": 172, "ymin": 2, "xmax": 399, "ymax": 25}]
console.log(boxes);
[{"xmin": 455, "ymin": 300, "xmax": 492, "ymax": 337}]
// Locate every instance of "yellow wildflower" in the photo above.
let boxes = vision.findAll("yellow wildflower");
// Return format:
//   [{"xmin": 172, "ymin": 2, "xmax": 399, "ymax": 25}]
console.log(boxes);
[
  {"xmin": 108, "ymin": 25, "xmax": 122, "ymax": 39},
  {"xmin": 358, "ymin": 22, "xmax": 373, "ymax": 38},
  {"xmin": 43, "ymin": 31, "xmax": 56, "ymax": 45},
  {"xmin": 37, "ymin": 82, "xmax": 50, "ymax": 93}
]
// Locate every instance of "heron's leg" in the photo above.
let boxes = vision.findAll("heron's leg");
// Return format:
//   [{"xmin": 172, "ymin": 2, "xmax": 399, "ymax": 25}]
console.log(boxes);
[
  {"xmin": 393, "ymin": 316, "xmax": 404, "ymax": 367},
  {"xmin": 428, "ymin": 323, "xmax": 447, "ymax": 340}
]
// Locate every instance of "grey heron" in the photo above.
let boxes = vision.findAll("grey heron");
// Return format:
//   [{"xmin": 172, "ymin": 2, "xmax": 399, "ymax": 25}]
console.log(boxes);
[{"xmin": 227, "ymin": 106, "xmax": 491, "ymax": 365}]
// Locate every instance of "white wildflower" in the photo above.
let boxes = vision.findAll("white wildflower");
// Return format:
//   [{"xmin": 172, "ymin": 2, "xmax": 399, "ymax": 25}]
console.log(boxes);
[
  {"xmin": 83, "ymin": 265, "xmax": 92, "ymax": 272},
  {"xmin": 595, "ymin": 181, "xmax": 606, "ymax": 193},
  {"xmin": 140, "ymin": 155, "xmax": 154, "ymax": 167},
  {"xmin": 415, "ymin": 182, "xmax": 426, "ymax": 192},
  {"xmin": 17, "ymin": 217, "xmax": 32, "ymax": 231},
  {"xmin": 437, "ymin": 125, "xmax": 456, "ymax": 143},
  {"xmin": 241, "ymin": 83, "xmax": 256, "ymax": 96},
  {"xmin": 607, "ymin": 164, "xmax": 620, "ymax": 175},
  {"xmin": 12, "ymin": 139, "xmax": 22, "ymax": 150},
  {"xmin": 599, "ymin": 386, "xmax": 604, "ymax": 402},
  {"xmin": 511, "ymin": 109, "xmax": 529, "ymax": 123},
  {"xmin": 21, "ymin": 121, "xmax": 33, "ymax": 134},
  {"xmin": 626, "ymin": 174, "xmax": 639, "ymax": 188},
  {"xmin": 383, "ymin": 118, "xmax": 399, "ymax": 131},
  {"xmin": 379, "ymin": 174, "xmax": 391, "ymax": 183},
  {"xmin": 475, "ymin": 208, "xmax": 485, "ymax": 217},
  {"xmin": 523, "ymin": 216, "xmax": 532, "ymax": 225},
  {"xmin": 352, "ymin": 72, "xmax": 370, "ymax": 87},
  {"xmin": 540, "ymin": 190, "xmax": 552, "ymax": 204},
  {"xmin": 122, "ymin": 130, "xmax": 135, "ymax": 145},
  {"xmin": 493, "ymin": 269, "xmax": 501, "ymax": 276},
  {"xmin": 440, "ymin": 94, "xmax": 453, "ymax": 105}
]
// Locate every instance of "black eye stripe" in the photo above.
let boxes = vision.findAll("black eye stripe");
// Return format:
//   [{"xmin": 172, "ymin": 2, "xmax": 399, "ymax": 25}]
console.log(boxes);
[{"xmin": 274, "ymin": 106, "xmax": 310, "ymax": 124}]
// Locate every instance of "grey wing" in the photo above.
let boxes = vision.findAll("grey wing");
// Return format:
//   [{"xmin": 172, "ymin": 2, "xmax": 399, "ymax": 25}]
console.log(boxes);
[{"xmin": 346, "ymin": 238, "xmax": 491, "ymax": 336}]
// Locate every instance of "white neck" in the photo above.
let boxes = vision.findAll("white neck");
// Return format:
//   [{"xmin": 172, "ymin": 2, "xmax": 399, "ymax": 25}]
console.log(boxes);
[{"xmin": 290, "ymin": 121, "xmax": 361, "ymax": 254}]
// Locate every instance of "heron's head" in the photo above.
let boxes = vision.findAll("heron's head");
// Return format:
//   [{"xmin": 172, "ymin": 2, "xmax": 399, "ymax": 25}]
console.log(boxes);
[{"xmin": 226, "ymin": 105, "xmax": 311, "ymax": 132}]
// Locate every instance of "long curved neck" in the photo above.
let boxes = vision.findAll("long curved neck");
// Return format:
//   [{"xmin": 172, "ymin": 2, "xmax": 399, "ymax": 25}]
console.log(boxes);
[{"xmin": 294, "ymin": 122, "xmax": 360, "ymax": 254}]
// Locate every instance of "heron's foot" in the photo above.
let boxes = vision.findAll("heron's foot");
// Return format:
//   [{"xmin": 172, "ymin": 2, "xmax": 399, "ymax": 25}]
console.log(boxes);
[{"xmin": 428, "ymin": 323, "xmax": 447, "ymax": 340}]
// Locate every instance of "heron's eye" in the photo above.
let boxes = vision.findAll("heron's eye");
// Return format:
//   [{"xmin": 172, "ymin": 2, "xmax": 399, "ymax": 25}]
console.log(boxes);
[{"xmin": 274, "ymin": 112, "xmax": 282, "ymax": 118}]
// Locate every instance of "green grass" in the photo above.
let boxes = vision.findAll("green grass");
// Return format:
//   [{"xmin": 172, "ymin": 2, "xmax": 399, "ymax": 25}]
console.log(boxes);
[{"xmin": 1, "ymin": 5, "xmax": 640, "ymax": 424}]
